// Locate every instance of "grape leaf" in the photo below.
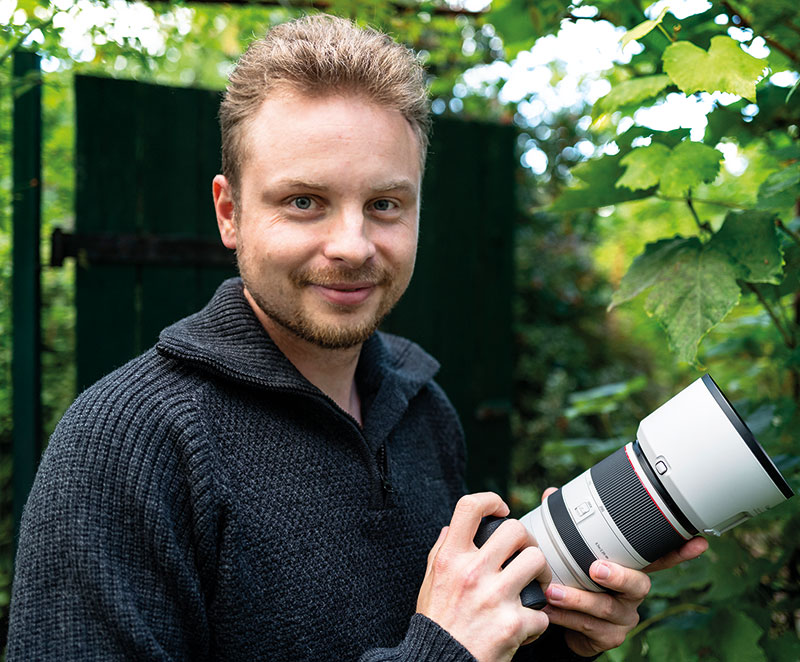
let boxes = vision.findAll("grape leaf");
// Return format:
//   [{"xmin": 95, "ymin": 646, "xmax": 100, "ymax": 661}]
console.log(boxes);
[
  {"xmin": 593, "ymin": 74, "xmax": 672, "ymax": 119},
  {"xmin": 609, "ymin": 236, "xmax": 689, "ymax": 308},
  {"xmin": 713, "ymin": 610, "xmax": 767, "ymax": 662},
  {"xmin": 617, "ymin": 143, "xmax": 671, "ymax": 191},
  {"xmin": 658, "ymin": 141, "xmax": 722, "ymax": 197},
  {"xmin": 709, "ymin": 211, "xmax": 783, "ymax": 284},
  {"xmin": 550, "ymin": 153, "xmax": 654, "ymax": 211},
  {"xmin": 756, "ymin": 163, "xmax": 800, "ymax": 211},
  {"xmin": 610, "ymin": 236, "xmax": 741, "ymax": 363},
  {"xmin": 662, "ymin": 35, "xmax": 767, "ymax": 102},
  {"xmin": 620, "ymin": 6, "xmax": 670, "ymax": 49},
  {"xmin": 645, "ymin": 626, "xmax": 699, "ymax": 662},
  {"xmin": 645, "ymin": 242, "xmax": 740, "ymax": 363}
]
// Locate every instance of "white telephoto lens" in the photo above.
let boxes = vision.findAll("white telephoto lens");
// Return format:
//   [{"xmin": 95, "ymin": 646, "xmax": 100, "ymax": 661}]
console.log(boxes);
[{"xmin": 519, "ymin": 375, "xmax": 793, "ymax": 592}]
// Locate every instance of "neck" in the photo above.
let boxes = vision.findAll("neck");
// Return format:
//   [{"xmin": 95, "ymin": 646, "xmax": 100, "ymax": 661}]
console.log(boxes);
[{"xmin": 244, "ymin": 289, "xmax": 364, "ymax": 425}]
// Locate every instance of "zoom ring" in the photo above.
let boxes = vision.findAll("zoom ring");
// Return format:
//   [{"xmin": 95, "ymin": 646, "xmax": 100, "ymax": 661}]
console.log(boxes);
[{"xmin": 591, "ymin": 447, "xmax": 686, "ymax": 563}]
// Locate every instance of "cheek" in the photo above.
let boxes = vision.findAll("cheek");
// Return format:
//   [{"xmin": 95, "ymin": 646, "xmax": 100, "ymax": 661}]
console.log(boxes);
[
  {"xmin": 379, "ymin": 224, "xmax": 418, "ymax": 267},
  {"xmin": 239, "ymin": 221, "xmax": 320, "ymax": 267}
]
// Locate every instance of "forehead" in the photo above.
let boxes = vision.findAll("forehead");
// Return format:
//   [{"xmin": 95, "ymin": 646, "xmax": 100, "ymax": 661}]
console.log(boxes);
[{"xmin": 237, "ymin": 89, "xmax": 423, "ymax": 187}]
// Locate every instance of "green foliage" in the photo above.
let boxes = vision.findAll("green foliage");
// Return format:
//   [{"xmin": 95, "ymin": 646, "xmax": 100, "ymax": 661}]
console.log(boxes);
[
  {"xmin": 493, "ymin": 0, "xmax": 800, "ymax": 659},
  {"xmin": 593, "ymin": 74, "xmax": 672, "ymax": 120},
  {"xmin": 662, "ymin": 36, "xmax": 767, "ymax": 102}
]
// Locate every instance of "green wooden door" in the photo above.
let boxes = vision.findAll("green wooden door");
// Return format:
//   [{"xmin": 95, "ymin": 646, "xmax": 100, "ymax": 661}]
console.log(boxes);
[{"xmin": 74, "ymin": 75, "xmax": 515, "ymax": 493}]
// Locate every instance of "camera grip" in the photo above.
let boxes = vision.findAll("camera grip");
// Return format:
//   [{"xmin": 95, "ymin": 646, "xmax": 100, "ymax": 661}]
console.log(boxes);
[{"xmin": 473, "ymin": 516, "xmax": 548, "ymax": 610}]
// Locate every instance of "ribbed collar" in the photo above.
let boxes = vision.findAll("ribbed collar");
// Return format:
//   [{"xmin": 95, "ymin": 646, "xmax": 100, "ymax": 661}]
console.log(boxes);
[{"xmin": 156, "ymin": 278, "xmax": 440, "ymax": 442}]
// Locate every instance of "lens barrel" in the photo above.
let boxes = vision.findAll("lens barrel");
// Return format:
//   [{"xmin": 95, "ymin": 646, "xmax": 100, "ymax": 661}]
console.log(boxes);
[{"xmin": 518, "ymin": 375, "xmax": 794, "ymax": 594}]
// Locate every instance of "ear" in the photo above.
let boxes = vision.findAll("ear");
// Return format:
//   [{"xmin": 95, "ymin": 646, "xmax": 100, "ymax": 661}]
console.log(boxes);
[{"xmin": 213, "ymin": 174, "xmax": 237, "ymax": 250}]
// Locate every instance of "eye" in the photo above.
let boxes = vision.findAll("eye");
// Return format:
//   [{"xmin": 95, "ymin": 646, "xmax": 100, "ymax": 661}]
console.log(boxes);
[
  {"xmin": 371, "ymin": 199, "xmax": 397, "ymax": 213},
  {"xmin": 292, "ymin": 196, "xmax": 314, "ymax": 210}
]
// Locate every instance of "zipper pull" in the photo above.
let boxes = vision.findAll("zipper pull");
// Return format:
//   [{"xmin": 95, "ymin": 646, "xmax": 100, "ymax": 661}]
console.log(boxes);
[{"xmin": 377, "ymin": 445, "xmax": 394, "ymax": 495}]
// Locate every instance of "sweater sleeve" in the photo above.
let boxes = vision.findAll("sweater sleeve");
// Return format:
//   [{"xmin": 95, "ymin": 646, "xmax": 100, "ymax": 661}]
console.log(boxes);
[
  {"xmin": 358, "ymin": 614, "xmax": 477, "ymax": 662},
  {"xmin": 7, "ymin": 381, "xmax": 216, "ymax": 661},
  {"xmin": 513, "ymin": 625, "xmax": 603, "ymax": 661}
]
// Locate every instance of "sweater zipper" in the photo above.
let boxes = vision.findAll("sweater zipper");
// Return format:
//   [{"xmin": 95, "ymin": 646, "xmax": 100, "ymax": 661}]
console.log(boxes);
[
  {"xmin": 376, "ymin": 444, "xmax": 394, "ymax": 506},
  {"xmin": 273, "ymin": 384, "xmax": 394, "ymax": 509}
]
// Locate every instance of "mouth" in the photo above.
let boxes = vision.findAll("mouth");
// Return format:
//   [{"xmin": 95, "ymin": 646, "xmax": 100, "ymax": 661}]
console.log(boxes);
[{"xmin": 310, "ymin": 282, "xmax": 377, "ymax": 306}]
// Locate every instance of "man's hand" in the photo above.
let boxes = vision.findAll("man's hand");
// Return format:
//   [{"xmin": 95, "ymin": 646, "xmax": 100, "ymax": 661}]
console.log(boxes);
[
  {"xmin": 539, "ymin": 488, "xmax": 709, "ymax": 657},
  {"xmin": 416, "ymin": 492, "xmax": 550, "ymax": 662}
]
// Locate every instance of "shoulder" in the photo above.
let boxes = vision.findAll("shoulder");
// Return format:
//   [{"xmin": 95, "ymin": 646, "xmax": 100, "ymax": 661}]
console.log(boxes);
[{"xmin": 37, "ymin": 347, "xmax": 220, "ymax": 519}]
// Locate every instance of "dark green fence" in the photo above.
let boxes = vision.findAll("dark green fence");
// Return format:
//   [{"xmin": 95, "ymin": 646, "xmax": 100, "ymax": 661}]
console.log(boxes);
[{"xmin": 69, "ymin": 75, "xmax": 516, "ymax": 493}]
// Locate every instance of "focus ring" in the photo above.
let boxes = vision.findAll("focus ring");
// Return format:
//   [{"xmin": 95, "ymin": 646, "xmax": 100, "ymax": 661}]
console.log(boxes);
[
  {"xmin": 547, "ymin": 488, "xmax": 597, "ymax": 579},
  {"xmin": 591, "ymin": 447, "xmax": 686, "ymax": 563}
]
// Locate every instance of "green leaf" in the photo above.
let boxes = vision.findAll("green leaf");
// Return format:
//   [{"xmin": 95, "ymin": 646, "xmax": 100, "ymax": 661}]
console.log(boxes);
[
  {"xmin": 645, "ymin": 626, "xmax": 699, "ymax": 662},
  {"xmin": 713, "ymin": 610, "xmax": 766, "ymax": 662},
  {"xmin": 593, "ymin": 74, "xmax": 672, "ymax": 119},
  {"xmin": 658, "ymin": 140, "xmax": 722, "ymax": 198},
  {"xmin": 617, "ymin": 143, "xmax": 671, "ymax": 191},
  {"xmin": 756, "ymin": 163, "xmax": 800, "ymax": 211},
  {"xmin": 610, "ymin": 237, "xmax": 689, "ymax": 308},
  {"xmin": 662, "ymin": 35, "xmax": 767, "ymax": 102},
  {"xmin": 645, "ymin": 242, "xmax": 740, "ymax": 363},
  {"xmin": 488, "ymin": 0, "xmax": 557, "ymax": 57},
  {"xmin": 620, "ymin": 6, "xmax": 670, "ymax": 49},
  {"xmin": 549, "ymin": 153, "xmax": 654, "ymax": 212},
  {"xmin": 610, "ymin": 237, "xmax": 741, "ymax": 363},
  {"xmin": 709, "ymin": 211, "xmax": 783, "ymax": 284}
]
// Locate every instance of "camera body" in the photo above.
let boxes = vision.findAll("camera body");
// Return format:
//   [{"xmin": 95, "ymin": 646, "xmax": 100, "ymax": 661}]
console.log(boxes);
[{"xmin": 513, "ymin": 375, "xmax": 793, "ymax": 593}]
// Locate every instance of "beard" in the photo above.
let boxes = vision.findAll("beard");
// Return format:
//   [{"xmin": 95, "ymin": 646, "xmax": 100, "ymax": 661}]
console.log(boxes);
[{"xmin": 239, "ymin": 259, "xmax": 406, "ymax": 350}]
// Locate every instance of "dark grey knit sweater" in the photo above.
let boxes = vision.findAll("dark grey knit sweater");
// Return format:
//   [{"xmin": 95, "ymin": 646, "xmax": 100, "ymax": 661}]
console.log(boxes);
[{"xmin": 9, "ymin": 278, "xmax": 587, "ymax": 661}]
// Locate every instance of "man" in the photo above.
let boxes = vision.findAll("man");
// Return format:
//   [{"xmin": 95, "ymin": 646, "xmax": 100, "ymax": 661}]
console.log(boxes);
[{"xmin": 8, "ymin": 14, "xmax": 706, "ymax": 661}]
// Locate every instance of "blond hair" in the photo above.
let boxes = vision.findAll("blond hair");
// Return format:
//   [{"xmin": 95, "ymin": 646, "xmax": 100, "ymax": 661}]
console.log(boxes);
[{"xmin": 219, "ymin": 14, "xmax": 430, "ymax": 204}]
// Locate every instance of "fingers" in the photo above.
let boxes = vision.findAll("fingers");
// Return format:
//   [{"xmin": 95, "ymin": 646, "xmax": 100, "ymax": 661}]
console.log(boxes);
[
  {"xmin": 644, "ymin": 536, "xmax": 709, "ymax": 573},
  {"xmin": 426, "ymin": 526, "xmax": 449, "ymax": 565},
  {"xmin": 478, "ymin": 518, "xmax": 532, "ymax": 569},
  {"xmin": 445, "ymin": 493, "xmax": 510, "ymax": 550},
  {"xmin": 589, "ymin": 561, "xmax": 651, "ymax": 601},
  {"xmin": 541, "ymin": 487, "xmax": 557, "ymax": 502},
  {"xmin": 544, "ymin": 581, "xmax": 639, "ymax": 628},
  {"xmin": 543, "ymin": 567, "xmax": 644, "ymax": 657},
  {"xmin": 500, "ymin": 544, "xmax": 549, "ymax": 594}
]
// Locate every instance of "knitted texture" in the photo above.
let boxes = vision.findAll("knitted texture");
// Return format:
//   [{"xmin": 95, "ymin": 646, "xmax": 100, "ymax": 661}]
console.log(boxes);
[{"xmin": 9, "ymin": 278, "xmax": 590, "ymax": 661}]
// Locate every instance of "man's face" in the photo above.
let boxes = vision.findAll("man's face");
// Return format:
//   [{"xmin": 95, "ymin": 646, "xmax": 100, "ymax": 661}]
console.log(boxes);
[{"xmin": 214, "ymin": 89, "xmax": 421, "ymax": 350}]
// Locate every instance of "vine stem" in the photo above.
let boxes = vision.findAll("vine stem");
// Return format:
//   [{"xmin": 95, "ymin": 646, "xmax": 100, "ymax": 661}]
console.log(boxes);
[
  {"xmin": 686, "ymin": 193, "xmax": 713, "ymax": 236},
  {"xmin": 655, "ymin": 194, "xmax": 744, "ymax": 210},
  {"xmin": 656, "ymin": 22, "xmax": 676, "ymax": 43},
  {"xmin": 746, "ymin": 282, "xmax": 796, "ymax": 349},
  {"xmin": 628, "ymin": 603, "xmax": 710, "ymax": 639}
]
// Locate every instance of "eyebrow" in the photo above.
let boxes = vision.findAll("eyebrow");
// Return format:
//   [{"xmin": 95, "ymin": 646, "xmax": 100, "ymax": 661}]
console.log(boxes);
[{"xmin": 272, "ymin": 178, "xmax": 418, "ymax": 195}]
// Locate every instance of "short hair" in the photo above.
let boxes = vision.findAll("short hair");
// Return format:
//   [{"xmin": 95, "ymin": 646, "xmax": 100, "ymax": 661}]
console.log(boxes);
[{"xmin": 219, "ymin": 14, "xmax": 431, "ymax": 206}]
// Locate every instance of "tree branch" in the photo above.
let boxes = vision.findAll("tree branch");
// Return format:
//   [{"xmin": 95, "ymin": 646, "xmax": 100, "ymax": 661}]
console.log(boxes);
[
  {"xmin": 720, "ymin": 1, "xmax": 799, "ymax": 65},
  {"xmin": 746, "ymin": 282, "xmax": 796, "ymax": 349},
  {"xmin": 629, "ymin": 603, "xmax": 711, "ymax": 639}
]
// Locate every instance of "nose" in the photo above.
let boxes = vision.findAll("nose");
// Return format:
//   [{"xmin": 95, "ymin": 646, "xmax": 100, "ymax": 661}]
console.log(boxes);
[{"xmin": 322, "ymin": 205, "xmax": 377, "ymax": 267}]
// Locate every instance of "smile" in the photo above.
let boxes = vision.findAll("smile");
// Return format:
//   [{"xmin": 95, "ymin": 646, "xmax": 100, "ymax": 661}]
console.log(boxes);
[{"xmin": 310, "ymin": 283, "xmax": 377, "ymax": 306}]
